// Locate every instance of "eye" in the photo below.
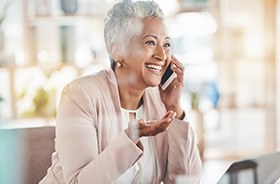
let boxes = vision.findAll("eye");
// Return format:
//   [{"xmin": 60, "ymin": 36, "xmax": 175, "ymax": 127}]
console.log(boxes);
[
  {"xmin": 145, "ymin": 40, "xmax": 156, "ymax": 46},
  {"xmin": 164, "ymin": 43, "xmax": 171, "ymax": 48}
]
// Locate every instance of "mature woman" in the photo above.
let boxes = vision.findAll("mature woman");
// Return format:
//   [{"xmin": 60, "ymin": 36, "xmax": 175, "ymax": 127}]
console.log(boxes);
[{"xmin": 40, "ymin": 0, "xmax": 202, "ymax": 183}]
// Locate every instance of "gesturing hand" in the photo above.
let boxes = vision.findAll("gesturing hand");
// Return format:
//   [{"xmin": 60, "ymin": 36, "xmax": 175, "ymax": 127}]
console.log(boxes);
[{"xmin": 125, "ymin": 110, "xmax": 176, "ymax": 141}]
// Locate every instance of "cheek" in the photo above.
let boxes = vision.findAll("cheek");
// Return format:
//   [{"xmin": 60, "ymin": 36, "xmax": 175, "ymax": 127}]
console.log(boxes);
[
  {"xmin": 126, "ymin": 43, "xmax": 154, "ymax": 63},
  {"xmin": 165, "ymin": 49, "xmax": 171, "ymax": 57},
  {"xmin": 162, "ymin": 50, "xmax": 171, "ymax": 63},
  {"xmin": 133, "ymin": 47, "xmax": 152, "ymax": 60}
]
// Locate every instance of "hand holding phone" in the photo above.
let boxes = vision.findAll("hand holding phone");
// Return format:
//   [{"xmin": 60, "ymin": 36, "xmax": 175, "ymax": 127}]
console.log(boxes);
[
  {"xmin": 160, "ymin": 56, "xmax": 185, "ymax": 119},
  {"xmin": 160, "ymin": 63, "xmax": 177, "ymax": 90}
]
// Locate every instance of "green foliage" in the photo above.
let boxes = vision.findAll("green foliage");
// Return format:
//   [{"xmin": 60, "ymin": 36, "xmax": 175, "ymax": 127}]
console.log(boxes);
[{"xmin": 33, "ymin": 87, "xmax": 49, "ymax": 113}]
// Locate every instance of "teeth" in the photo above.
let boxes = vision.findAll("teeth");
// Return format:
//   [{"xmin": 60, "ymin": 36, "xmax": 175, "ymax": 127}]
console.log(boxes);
[{"xmin": 145, "ymin": 64, "xmax": 163, "ymax": 71}]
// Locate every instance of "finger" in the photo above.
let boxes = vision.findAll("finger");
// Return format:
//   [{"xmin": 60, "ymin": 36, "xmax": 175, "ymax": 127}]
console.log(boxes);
[
  {"xmin": 172, "ymin": 64, "xmax": 185, "ymax": 74},
  {"xmin": 142, "ymin": 120, "xmax": 154, "ymax": 127},
  {"xmin": 162, "ymin": 110, "xmax": 174, "ymax": 119},
  {"xmin": 171, "ymin": 63, "xmax": 184, "ymax": 72},
  {"xmin": 139, "ymin": 111, "xmax": 176, "ymax": 136},
  {"xmin": 168, "ymin": 111, "xmax": 176, "ymax": 121},
  {"xmin": 170, "ymin": 57, "xmax": 184, "ymax": 82},
  {"xmin": 171, "ymin": 65, "xmax": 184, "ymax": 75},
  {"xmin": 171, "ymin": 55, "xmax": 184, "ymax": 69},
  {"xmin": 157, "ymin": 117, "xmax": 173, "ymax": 131},
  {"xmin": 139, "ymin": 119, "xmax": 149, "ymax": 128},
  {"xmin": 172, "ymin": 67, "xmax": 184, "ymax": 81},
  {"xmin": 168, "ymin": 110, "xmax": 177, "ymax": 118},
  {"xmin": 160, "ymin": 111, "xmax": 176, "ymax": 124},
  {"xmin": 171, "ymin": 63, "xmax": 184, "ymax": 75},
  {"xmin": 170, "ymin": 111, "xmax": 177, "ymax": 119},
  {"xmin": 170, "ymin": 68, "xmax": 184, "ymax": 85}
]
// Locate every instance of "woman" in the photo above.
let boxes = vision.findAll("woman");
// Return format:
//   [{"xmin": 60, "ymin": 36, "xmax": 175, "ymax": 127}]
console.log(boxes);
[{"xmin": 40, "ymin": 0, "xmax": 202, "ymax": 183}]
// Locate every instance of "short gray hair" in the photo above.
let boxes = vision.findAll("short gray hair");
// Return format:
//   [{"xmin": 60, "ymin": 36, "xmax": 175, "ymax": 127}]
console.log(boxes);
[{"xmin": 104, "ymin": 0, "xmax": 165, "ymax": 70}]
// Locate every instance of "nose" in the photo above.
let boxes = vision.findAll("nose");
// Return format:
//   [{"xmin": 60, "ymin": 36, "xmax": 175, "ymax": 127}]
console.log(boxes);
[{"xmin": 153, "ymin": 45, "xmax": 167, "ymax": 62}]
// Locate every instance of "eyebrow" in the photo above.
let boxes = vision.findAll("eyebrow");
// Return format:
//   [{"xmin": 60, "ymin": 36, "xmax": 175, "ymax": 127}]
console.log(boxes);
[{"xmin": 143, "ymin": 34, "xmax": 170, "ymax": 40}]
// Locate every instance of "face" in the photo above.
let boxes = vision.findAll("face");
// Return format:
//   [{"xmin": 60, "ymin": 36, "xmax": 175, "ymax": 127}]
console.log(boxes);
[{"xmin": 116, "ymin": 17, "xmax": 171, "ymax": 90}]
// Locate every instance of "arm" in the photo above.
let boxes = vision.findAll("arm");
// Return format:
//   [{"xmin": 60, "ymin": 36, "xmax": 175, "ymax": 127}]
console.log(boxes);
[
  {"xmin": 164, "ymin": 118, "xmax": 202, "ymax": 184},
  {"xmin": 159, "ymin": 55, "xmax": 201, "ymax": 182},
  {"xmin": 56, "ymin": 82, "xmax": 143, "ymax": 184}
]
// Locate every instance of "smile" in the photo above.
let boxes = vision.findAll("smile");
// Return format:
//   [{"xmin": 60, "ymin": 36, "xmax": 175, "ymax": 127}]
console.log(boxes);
[{"xmin": 145, "ymin": 64, "xmax": 163, "ymax": 73}]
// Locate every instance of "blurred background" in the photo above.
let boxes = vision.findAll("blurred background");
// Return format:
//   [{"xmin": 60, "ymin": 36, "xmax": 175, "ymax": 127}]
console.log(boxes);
[{"xmin": 0, "ymin": 0, "xmax": 279, "ymax": 183}]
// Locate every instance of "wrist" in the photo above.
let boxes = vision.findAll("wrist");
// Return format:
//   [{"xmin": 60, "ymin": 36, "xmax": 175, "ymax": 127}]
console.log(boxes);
[
  {"xmin": 174, "ymin": 107, "xmax": 184, "ymax": 119},
  {"xmin": 165, "ymin": 106, "xmax": 184, "ymax": 119},
  {"xmin": 176, "ymin": 110, "xmax": 185, "ymax": 120}
]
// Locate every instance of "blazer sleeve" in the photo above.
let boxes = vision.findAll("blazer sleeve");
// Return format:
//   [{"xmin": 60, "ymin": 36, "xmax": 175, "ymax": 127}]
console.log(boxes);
[
  {"xmin": 56, "ymin": 82, "xmax": 143, "ymax": 184},
  {"xmin": 163, "ymin": 118, "xmax": 202, "ymax": 184}
]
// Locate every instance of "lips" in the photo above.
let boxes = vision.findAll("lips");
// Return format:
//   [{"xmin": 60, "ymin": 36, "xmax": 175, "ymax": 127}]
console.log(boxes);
[{"xmin": 144, "ymin": 64, "xmax": 163, "ymax": 73}]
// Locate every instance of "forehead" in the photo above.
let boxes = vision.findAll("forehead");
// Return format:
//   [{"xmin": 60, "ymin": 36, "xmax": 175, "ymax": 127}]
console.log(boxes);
[{"xmin": 139, "ymin": 17, "xmax": 168, "ymax": 39}]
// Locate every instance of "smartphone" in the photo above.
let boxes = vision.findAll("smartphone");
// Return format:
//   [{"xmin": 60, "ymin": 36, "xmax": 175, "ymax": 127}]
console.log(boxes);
[{"xmin": 160, "ymin": 63, "xmax": 177, "ymax": 90}]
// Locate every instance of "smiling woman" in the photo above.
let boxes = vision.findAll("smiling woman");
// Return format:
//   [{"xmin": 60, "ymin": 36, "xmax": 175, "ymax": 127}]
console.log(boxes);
[
  {"xmin": 39, "ymin": 0, "xmax": 202, "ymax": 183},
  {"xmin": 114, "ymin": 17, "xmax": 171, "ymax": 93}
]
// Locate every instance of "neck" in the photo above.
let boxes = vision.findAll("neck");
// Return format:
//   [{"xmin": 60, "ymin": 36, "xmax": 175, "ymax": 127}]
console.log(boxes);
[
  {"xmin": 116, "ymin": 76, "xmax": 144, "ymax": 110},
  {"xmin": 119, "ymin": 86, "xmax": 144, "ymax": 110}
]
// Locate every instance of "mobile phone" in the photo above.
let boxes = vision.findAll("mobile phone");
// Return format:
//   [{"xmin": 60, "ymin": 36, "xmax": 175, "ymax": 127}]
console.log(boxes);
[{"xmin": 160, "ymin": 64, "xmax": 177, "ymax": 90}]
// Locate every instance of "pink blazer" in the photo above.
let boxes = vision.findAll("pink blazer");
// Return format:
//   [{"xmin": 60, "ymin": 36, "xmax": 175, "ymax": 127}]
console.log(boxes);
[{"xmin": 40, "ymin": 69, "xmax": 202, "ymax": 184}]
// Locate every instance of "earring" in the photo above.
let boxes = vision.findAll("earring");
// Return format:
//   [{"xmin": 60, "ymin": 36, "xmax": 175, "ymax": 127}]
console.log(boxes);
[{"xmin": 116, "ymin": 62, "xmax": 122, "ymax": 67}]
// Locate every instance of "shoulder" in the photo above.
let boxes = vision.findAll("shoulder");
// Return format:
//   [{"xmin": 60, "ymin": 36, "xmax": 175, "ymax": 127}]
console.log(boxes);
[
  {"xmin": 63, "ymin": 69, "xmax": 114, "ymax": 96},
  {"xmin": 59, "ymin": 69, "xmax": 116, "ymax": 106},
  {"xmin": 68, "ymin": 69, "xmax": 112, "ymax": 87}
]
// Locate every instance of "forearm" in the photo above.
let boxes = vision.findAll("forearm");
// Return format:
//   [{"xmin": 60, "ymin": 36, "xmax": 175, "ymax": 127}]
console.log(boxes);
[
  {"xmin": 57, "ymin": 127, "xmax": 143, "ymax": 184},
  {"xmin": 164, "ymin": 119, "xmax": 202, "ymax": 183},
  {"xmin": 75, "ymin": 132, "xmax": 143, "ymax": 183}
]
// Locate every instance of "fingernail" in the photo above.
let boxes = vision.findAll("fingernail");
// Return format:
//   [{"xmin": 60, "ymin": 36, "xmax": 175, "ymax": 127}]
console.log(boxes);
[{"xmin": 145, "ymin": 122, "xmax": 151, "ymax": 126}]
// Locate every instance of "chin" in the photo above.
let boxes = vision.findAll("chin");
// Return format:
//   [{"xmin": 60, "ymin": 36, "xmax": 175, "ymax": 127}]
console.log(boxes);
[
  {"xmin": 148, "ymin": 81, "xmax": 160, "ymax": 88},
  {"xmin": 144, "ymin": 77, "xmax": 161, "ymax": 88}
]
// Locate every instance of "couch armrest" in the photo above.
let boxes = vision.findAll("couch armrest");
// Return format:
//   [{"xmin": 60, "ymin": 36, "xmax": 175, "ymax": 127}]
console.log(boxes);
[{"xmin": 0, "ymin": 126, "xmax": 55, "ymax": 184}]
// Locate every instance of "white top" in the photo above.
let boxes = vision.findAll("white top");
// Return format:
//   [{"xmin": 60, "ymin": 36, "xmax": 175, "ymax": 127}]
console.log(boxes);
[{"xmin": 115, "ymin": 105, "xmax": 157, "ymax": 184}]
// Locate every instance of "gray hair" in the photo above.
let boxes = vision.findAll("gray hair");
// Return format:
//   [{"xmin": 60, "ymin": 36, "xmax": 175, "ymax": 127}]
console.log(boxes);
[{"xmin": 104, "ymin": 0, "xmax": 165, "ymax": 70}]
